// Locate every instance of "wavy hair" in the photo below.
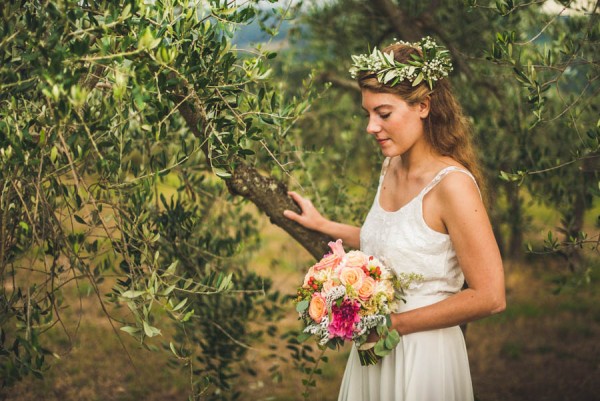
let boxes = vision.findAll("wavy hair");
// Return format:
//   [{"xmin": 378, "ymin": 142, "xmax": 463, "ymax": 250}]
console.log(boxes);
[{"xmin": 356, "ymin": 42, "xmax": 485, "ymax": 194}]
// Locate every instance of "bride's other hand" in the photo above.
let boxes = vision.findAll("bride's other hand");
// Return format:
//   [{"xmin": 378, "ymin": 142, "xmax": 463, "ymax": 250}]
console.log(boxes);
[
  {"xmin": 366, "ymin": 329, "xmax": 379, "ymax": 344},
  {"xmin": 283, "ymin": 191, "xmax": 326, "ymax": 231}
]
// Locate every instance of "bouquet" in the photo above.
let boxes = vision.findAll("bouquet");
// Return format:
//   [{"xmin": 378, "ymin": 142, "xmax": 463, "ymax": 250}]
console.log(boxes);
[{"xmin": 294, "ymin": 239, "xmax": 422, "ymax": 366}]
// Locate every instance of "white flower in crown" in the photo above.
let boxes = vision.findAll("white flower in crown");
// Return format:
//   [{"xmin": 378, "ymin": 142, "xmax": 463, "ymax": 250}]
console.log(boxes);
[{"xmin": 348, "ymin": 36, "xmax": 453, "ymax": 90}]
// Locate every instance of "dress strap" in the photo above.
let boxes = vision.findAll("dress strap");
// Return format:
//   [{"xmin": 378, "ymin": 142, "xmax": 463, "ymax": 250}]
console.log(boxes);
[{"xmin": 421, "ymin": 166, "xmax": 481, "ymax": 199}]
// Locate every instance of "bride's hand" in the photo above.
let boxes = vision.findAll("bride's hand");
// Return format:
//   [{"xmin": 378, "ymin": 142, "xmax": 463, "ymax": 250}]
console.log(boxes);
[
  {"xmin": 283, "ymin": 191, "xmax": 327, "ymax": 231},
  {"xmin": 366, "ymin": 329, "xmax": 379, "ymax": 344}
]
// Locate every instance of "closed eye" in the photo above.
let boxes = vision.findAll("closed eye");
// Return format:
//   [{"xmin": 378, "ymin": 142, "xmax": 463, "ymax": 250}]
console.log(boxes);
[{"xmin": 379, "ymin": 113, "xmax": 391, "ymax": 120}]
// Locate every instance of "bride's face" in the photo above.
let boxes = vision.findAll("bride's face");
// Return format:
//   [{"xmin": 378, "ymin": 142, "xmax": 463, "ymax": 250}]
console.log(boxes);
[{"xmin": 361, "ymin": 90, "xmax": 429, "ymax": 158}]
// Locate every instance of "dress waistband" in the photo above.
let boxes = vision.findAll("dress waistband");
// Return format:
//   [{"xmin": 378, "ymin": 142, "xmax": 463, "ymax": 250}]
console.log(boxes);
[{"xmin": 395, "ymin": 294, "xmax": 452, "ymax": 313}]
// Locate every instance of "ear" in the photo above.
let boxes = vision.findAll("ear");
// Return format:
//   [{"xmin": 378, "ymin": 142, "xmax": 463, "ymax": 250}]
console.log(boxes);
[{"xmin": 418, "ymin": 96, "xmax": 430, "ymax": 119}]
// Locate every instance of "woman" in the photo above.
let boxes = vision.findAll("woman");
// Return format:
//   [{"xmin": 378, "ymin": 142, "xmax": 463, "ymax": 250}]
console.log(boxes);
[{"xmin": 283, "ymin": 37, "xmax": 505, "ymax": 401}]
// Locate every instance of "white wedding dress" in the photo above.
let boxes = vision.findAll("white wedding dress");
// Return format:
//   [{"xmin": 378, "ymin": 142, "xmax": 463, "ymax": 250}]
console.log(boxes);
[{"xmin": 337, "ymin": 158, "xmax": 475, "ymax": 401}]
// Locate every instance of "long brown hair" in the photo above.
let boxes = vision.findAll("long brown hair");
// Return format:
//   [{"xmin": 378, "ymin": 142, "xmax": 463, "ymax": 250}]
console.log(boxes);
[{"xmin": 357, "ymin": 43, "xmax": 485, "ymax": 193}]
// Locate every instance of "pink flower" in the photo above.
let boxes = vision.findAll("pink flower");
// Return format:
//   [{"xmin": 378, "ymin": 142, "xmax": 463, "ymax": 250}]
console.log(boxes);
[
  {"xmin": 313, "ymin": 252, "xmax": 342, "ymax": 272},
  {"xmin": 328, "ymin": 239, "xmax": 346, "ymax": 257},
  {"xmin": 312, "ymin": 239, "xmax": 346, "ymax": 272},
  {"xmin": 308, "ymin": 293, "xmax": 327, "ymax": 323},
  {"xmin": 328, "ymin": 298, "xmax": 361, "ymax": 341}
]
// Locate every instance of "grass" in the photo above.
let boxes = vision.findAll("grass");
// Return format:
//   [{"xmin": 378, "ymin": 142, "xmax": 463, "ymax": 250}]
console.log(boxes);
[
  {"xmin": 467, "ymin": 257, "xmax": 600, "ymax": 401},
  {"xmin": 3, "ymin": 212, "xmax": 600, "ymax": 401}
]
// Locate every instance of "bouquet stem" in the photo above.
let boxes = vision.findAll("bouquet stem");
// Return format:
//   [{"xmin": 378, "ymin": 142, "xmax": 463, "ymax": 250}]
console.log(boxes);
[{"xmin": 357, "ymin": 343, "xmax": 381, "ymax": 366}]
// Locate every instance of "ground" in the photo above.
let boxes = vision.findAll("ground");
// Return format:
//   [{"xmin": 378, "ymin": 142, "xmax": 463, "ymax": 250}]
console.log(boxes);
[{"xmin": 2, "ymin": 223, "xmax": 599, "ymax": 401}]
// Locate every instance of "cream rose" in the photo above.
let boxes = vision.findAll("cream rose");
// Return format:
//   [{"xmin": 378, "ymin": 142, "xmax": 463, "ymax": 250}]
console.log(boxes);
[
  {"xmin": 344, "ymin": 250, "xmax": 368, "ymax": 270},
  {"xmin": 339, "ymin": 266, "xmax": 365, "ymax": 290},
  {"xmin": 308, "ymin": 293, "xmax": 327, "ymax": 323},
  {"xmin": 358, "ymin": 276, "xmax": 376, "ymax": 300},
  {"xmin": 321, "ymin": 279, "xmax": 337, "ymax": 294},
  {"xmin": 375, "ymin": 279, "xmax": 394, "ymax": 298}
]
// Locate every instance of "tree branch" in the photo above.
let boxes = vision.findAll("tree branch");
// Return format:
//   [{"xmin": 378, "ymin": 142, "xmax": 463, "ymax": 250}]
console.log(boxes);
[
  {"xmin": 318, "ymin": 72, "xmax": 360, "ymax": 93},
  {"xmin": 176, "ymin": 93, "xmax": 331, "ymax": 260},
  {"xmin": 226, "ymin": 163, "xmax": 331, "ymax": 259}
]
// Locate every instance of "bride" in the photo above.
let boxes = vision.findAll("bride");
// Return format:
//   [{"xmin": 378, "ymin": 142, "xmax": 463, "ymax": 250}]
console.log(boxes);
[{"xmin": 284, "ymin": 37, "xmax": 505, "ymax": 401}]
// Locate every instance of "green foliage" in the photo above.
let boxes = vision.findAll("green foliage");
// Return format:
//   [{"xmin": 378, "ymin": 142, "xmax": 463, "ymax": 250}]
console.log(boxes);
[
  {"xmin": 0, "ymin": 0, "xmax": 305, "ymax": 398},
  {"xmin": 482, "ymin": 0, "xmax": 599, "ymax": 261},
  {"xmin": 283, "ymin": 330, "xmax": 330, "ymax": 400}
]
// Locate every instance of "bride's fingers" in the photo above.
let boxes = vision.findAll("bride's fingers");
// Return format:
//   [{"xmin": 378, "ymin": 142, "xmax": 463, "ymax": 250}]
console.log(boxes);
[
  {"xmin": 283, "ymin": 209, "xmax": 301, "ymax": 221},
  {"xmin": 287, "ymin": 191, "xmax": 310, "ymax": 212},
  {"xmin": 287, "ymin": 191, "xmax": 304, "ymax": 204}
]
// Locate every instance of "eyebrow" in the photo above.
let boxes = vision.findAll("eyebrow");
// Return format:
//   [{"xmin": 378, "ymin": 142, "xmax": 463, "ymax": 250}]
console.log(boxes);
[{"xmin": 361, "ymin": 104, "xmax": 394, "ymax": 112}]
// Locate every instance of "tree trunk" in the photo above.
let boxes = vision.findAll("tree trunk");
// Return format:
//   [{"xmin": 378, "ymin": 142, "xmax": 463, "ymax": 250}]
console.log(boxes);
[
  {"xmin": 507, "ymin": 183, "xmax": 524, "ymax": 260},
  {"xmin": 486, "ymin": 188, "xmax": 506, "ymax": 257},
  {"xmin": 370, "ymin": 0, "xmax": 424, "ymax": 42}
]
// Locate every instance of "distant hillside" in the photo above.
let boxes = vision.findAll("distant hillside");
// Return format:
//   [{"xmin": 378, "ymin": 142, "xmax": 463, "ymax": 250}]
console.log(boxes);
[{"xmin": 233, "ymin": 18, "xmax": 292, "ymax": 48}]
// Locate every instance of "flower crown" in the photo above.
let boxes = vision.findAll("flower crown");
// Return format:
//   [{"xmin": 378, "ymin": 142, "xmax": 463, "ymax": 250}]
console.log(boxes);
[{"xmin": 349, "ymin": 37, "xmax": 453, "ymax": 89}]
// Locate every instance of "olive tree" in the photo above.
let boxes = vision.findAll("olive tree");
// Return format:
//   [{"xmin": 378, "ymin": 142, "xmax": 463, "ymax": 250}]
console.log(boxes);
[{"xmin": 0, "ymin": 0, "xmax": 328, "ymax": 398}]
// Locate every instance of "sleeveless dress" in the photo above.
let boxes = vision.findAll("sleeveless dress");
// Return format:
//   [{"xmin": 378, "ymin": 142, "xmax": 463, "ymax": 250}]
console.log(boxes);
[{"xmin": 337, "ymin": 159, "xmax": 477, "ymax": 401}]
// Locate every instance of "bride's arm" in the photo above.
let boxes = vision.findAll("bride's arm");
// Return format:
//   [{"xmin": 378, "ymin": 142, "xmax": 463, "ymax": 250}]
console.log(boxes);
[
  {"xmin": 283, "ymin": 191, "xmax": 361, "ymax": 249},
  {"xmin": 391, "ymin": 173, "xmax": 505, "ymax": 335}
]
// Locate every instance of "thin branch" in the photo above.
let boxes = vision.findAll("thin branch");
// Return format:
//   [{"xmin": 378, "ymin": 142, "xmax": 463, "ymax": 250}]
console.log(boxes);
[
  {"xmin": 515, "ymin": 4, "xmax": 569, "ymax": 45},
  {"xmin": 317, "ymin": 72, "xmax": 359, "ymax": 93},
  {"xmin": 527, "ymin": 155, "xmax": 600, "ymax": 175}
]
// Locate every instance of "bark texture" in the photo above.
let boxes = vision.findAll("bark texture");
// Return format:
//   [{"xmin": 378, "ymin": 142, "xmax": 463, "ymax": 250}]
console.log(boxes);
[{"xmin": 226, "ymin": 164, "xmax": 332, "ymax": 259}]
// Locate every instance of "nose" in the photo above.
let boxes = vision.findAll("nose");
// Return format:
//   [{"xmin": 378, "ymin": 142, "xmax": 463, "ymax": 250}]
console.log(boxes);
[{"xmin": 366, "ymin": 117, "xmax": 381, "ymax": 135}]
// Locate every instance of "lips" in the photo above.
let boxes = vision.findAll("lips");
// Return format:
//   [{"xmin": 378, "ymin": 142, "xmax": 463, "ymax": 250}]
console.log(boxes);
[{"xmin": 376, "ymin": 138, "xmax": 390, "ymax": 145}]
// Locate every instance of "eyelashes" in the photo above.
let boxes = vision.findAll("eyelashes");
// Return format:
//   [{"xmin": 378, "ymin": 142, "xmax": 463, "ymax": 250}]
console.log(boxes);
[{"xmin": 363, "ymin": 113, "xmax": 391, "ymax": 120}]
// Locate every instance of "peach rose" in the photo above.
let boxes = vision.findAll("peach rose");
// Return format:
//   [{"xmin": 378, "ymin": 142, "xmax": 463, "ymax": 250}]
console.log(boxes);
[
  {"xmin": 344, "ymin": 251, "xmax": 368, "ymax": 270},
  {"xmin": 308, "ymin": 293, "xmax": 327, "ymax": 323},
  {"xmin": 339, "ymin": 266, "xmax": 365, "ymax": 290},
  {"xmin": 358, "ymin": 276, "xmax": 376, "ymax": 300}
]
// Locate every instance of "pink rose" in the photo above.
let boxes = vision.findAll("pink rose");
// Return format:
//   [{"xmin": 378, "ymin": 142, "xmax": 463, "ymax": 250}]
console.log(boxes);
[
  {"xmin": 344, "ymin": 251, "xmax": 368, "ymax": 270},
  {"xmin": 339, "ymin": 266, "xmax": 365, "ymax": 290},
  {"xmin": 308, "ymin": 293, "xmax": 327, "ymax": 323},
  {"xmin": 358, "ymin": 276, "xmax": 376, "ymax": 300},
  {"xmin": 313, "ymin": 252, "xmax": 342, "ymax": 271}
]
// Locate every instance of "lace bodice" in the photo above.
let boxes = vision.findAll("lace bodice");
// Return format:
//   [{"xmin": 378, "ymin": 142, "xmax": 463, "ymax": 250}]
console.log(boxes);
[{"xmin": 360, "ymin": 158, "xmax": 479, "ymax": 298}]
